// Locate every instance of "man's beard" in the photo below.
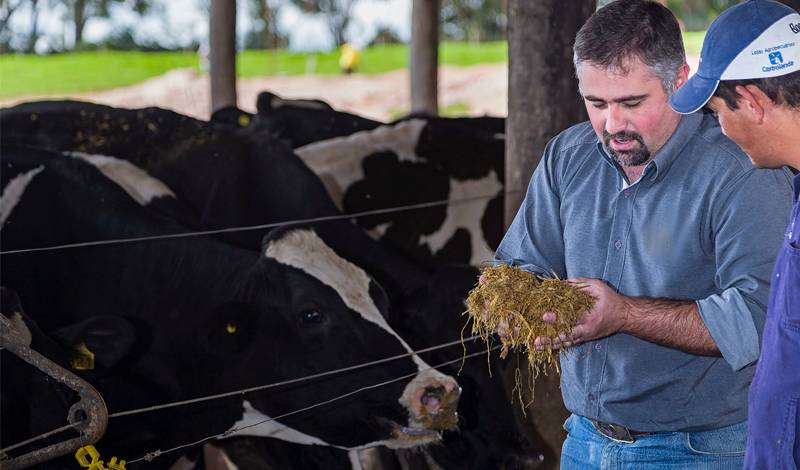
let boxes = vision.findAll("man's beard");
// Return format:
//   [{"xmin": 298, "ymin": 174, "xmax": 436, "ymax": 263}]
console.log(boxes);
[{"xmin": 603, "ymin": 130, "xmax": 651, "ymax": 167}]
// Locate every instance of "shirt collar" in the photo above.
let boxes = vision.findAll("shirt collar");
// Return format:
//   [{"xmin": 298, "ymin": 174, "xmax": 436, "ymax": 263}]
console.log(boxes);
[
  {"xmin": 793, "ymin": 172, "xmax": 800, "ymax": 205},
  {"xmin": 595, "ymin": 112, "xmax": 703, "ymax": 184}
]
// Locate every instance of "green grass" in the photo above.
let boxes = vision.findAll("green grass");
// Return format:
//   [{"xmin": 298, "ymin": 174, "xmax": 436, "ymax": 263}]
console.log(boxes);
[
  {"xmin": 0, "ymin": 50, "xmax": 200, "ymax": 98},
  {"xmin": 682, "ymin": 31, "xmax": 706, "ymax": 57},
  {"xmin": 0, "ymin": 37, "xmax": 700, "ymax": 99},
  {"xmin": 237, "ymin": 41, "xmax": 508, "ymax": 77},
  {"xmin": 387, "ymin": 101, "xmax": 472, "ymax": 121}
]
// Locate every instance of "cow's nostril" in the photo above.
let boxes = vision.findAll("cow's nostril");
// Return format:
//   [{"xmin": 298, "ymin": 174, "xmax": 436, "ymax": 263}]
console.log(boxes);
[
  {"xmin": 420, "ymin": 394, "xmax": 440, "ymax": 412},
  {"xmin": 418, "ymin": 383, "xmax": 460, "ymax": 430}
]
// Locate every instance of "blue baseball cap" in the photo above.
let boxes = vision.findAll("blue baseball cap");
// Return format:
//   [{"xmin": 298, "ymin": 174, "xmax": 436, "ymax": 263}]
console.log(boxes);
[{"xmin": 670, "ymin": 0, "xmax": 800, "ymax": 114}]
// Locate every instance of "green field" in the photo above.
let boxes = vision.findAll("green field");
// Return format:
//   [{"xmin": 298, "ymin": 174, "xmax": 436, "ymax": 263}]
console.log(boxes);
[{"xmin": 0, "ymin": 37, "xmax": 702, "ymax": 99}]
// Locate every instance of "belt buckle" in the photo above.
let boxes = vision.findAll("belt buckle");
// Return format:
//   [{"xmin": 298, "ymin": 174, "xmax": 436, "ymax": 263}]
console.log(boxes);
[{"xmin": 590, "ymin": 420, "xmax": 636, "ymax": 444}]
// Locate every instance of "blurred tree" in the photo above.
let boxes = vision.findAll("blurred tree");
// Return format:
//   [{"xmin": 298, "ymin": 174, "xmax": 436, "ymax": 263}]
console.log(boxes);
[
  {"xmin": 666, "ymin": 0, "xmax": 799, "ymax": 31},
  {"xmin": 0, "ymin": 0, "xmax": 24, "ymax": 37},
  {"xmin": 244, "ymin": 0, "xmax": 286, "ymax": 49},
  {"xmin": 289, "ymin": 0, "xmax": 353, "ymax": 46},
  {"xmin": 60, "ymin": 0, "xmax": 153, "ymax": 45},
  {"xmin": 24, "ymin": 0, "xmax": 38, "ymax": 52},
  {"xmin": 288, "ymin": 0, "xmax": 387, "ymax": 47},
  {"xmin": 440, "ymin": 0, "xmax": 506, "ymax": 42},
  {"xmin": 367, "ymin": 25, "xmax": 401, "ymax": 46}
]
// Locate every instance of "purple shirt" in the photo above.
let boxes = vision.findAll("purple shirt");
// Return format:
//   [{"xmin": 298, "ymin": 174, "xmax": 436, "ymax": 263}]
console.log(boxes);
[{"xmin": 744, "ymin": 173, "xmax": 800, "ymax": 469}]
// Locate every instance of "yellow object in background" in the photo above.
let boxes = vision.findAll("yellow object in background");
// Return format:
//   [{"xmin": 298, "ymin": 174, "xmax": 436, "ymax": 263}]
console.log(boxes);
[{"xmin": 339, "ymin": 43, "xmax": 361, "ymax": 73}]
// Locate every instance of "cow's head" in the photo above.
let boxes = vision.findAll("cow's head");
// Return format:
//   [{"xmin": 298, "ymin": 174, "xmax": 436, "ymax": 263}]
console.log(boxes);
[{"xmin": 185, "ymin": 226, "xmax": 461, "ymax": 450}]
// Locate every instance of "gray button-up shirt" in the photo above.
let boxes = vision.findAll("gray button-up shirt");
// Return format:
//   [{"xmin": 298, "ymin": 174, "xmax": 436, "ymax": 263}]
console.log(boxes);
[{"xmin": 496, "ymin": 112, "xmax": 793, "ymax": 432}]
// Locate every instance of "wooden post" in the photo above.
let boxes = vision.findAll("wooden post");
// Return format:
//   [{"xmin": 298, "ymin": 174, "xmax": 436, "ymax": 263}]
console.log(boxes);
[
  {"xmin": 505, "ymin": 0, "xmax": 594, "ymax": 468},
  {"xmin": 210, "ymin": 0, "xmax": 237, "ymax": 112},
  {"xmin": 410, "ymin": 0, "xmax": 441, "ymax": 115}
]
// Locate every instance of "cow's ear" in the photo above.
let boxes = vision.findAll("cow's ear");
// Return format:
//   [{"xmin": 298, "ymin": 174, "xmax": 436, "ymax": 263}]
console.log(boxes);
[
  {"xmin": 256, "ymin": 91, "xmax": 280, "ymax": 115},
  {"xmin": 50, "ymin": 317, "xmax": 138, "ymax": 372}
]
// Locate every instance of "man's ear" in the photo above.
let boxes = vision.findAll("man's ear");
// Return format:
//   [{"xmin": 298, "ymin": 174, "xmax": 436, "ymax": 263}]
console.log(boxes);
[
  {"xmin": 673, "ymin": 63, "xmax": 691, "ymax": 90},
  {"xmin": 735, "ymin": 85, "xmax": 770, "ymax": 124}
]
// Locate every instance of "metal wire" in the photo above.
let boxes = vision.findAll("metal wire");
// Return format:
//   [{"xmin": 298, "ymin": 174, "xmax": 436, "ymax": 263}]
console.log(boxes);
[
  {"xmin": 1, "ymin": 335, "xmax": 490, "ymax": 456},
  {"xmin": 0, "ymin": 190, "xmax": 521, "ymax": 256},
  {"xmin": 108, "ymin": 336, "xmax": 478, "ymax": 419},
  {"xmin": 126, "ymin": 345, "xmax": 502, "ymax": 465}
]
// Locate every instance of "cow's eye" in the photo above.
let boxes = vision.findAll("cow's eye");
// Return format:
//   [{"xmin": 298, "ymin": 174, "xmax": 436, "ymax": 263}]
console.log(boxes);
[
  {"xmin": 226, "ymin": 321, "xmax": 237, "ymax": 334},
  {"xmin": 301, "ymin": 310, "xmax": 323, "ymax": 324}
]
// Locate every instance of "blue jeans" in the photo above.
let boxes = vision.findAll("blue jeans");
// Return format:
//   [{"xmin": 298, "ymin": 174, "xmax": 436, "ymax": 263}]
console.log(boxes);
[{"xmin": 562, "ymin": 415, "xmax": 746, "ymax": 470}]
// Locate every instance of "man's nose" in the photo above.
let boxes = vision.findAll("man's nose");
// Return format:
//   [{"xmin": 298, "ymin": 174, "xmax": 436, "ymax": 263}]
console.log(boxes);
[{"xmin": 605, "ymin": 107, "xmax": 627, "ymax": 135}]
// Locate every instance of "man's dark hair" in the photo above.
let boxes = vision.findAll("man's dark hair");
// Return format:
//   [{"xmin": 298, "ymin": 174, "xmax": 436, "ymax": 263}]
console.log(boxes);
[
  {"xmin": 714, "ymin": 71, "xmax": 800, "ymax": 110},
  {"xmin": 573, "ymin": 0, "xmax": 686, "ymax": 94}
]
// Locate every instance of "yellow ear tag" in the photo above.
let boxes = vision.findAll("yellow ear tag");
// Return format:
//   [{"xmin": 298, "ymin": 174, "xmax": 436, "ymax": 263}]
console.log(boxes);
[
  {"xmin": 226, "ymin": 322, "xmax": 237, "ymax": 334},
  {"xmin": 238, "ymin": 114, "xmax": 251, "ymax": 127},
  {"xmin": 107, "ymin": 457, "xmax": 127, "ymax": 470},
  {"xmin": 75, "ymin": 445, "xmax": 126, "ymax": 470},
  {"xmin": 71, "ymin": 341, "xmax": 95, "ymax": 370},
  {"xmin": 75, "ymin": 445, "xmax": 105, "ymax": 469}
]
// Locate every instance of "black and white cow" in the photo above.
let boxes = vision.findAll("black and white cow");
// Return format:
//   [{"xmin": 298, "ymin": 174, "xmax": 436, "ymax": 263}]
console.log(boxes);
[
  {"xmin": 189, "ymin": 268, "xmax": 542, "ymax": 470},
  {"xmin": 294, "ymin": 117, "xmax": 506, "ymax": 270},
  {"xmin": 211, "ymin": 92, "xmax": 509, "ymax": 270},
  {"xmin": 1, "ymin": 148, "xmax": 460, "ymax": 468},
  {"xmin": 0, "ymin": 100, "xmax": 428, "ymax": 304},
  {"xmin": 1, "ymin": 101, "xmax": 530, "ymax": 469}
]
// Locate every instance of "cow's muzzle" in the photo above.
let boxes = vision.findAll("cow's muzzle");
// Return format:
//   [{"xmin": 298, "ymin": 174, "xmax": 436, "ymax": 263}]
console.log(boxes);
[{"xmin": 388, "ymin": 369, "xmax": 460, "ymax": 448}]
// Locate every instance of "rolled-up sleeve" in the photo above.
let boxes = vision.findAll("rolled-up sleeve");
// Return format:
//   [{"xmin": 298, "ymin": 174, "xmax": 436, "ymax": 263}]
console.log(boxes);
[{"xmin": 697, "ymin": 168, "xmax": 793, "ymax": 371}]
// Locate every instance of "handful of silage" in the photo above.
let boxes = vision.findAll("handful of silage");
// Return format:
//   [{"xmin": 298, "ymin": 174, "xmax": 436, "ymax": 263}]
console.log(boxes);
[{"xmin": 465, "ymin": 264, "xmax": 596, "ymax": 379}]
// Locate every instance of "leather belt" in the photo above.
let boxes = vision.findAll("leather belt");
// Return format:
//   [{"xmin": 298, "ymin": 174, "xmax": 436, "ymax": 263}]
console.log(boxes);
[{"xmin": 590, "ymin": 420, "xmax": 656, "ymax": 444}]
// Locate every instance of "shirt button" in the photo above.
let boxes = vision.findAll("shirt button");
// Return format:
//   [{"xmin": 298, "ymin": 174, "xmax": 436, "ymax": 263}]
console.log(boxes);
[
  {"xmin": 588, "ymin": 393, "xmax": 596, "ymax": 401},
  {"xmin": 614, "ymin": 240, "xmax": 622, "ymax": 249},
  {"xmin": 623, "ymin": 189, "xmax": 630, "ymax": 198},
  {"xmin": 595, "ymin": 343, "xmax": 603, "ymax": 350}
]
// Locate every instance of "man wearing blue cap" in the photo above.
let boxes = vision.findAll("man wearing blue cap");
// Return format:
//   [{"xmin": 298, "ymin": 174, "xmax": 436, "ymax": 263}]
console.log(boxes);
[
  {"xmin": 490, "ymin": 0, "xmax": 794, "ymax": 468},
  {"xmin": 670, "ymin": 1, "xmax": 800, "ymax": 468}
]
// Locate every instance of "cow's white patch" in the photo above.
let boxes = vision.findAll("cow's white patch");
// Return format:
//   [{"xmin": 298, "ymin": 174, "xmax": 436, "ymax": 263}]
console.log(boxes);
[
  {"xmin": 418, "ymin": 170, "xmax": 503, "ymax": 266},
  {"xmin": 225, "ymin": 400, "xmax": 331, "ymax": 445},
  {"xmin": 348, "ymin": 450, "xmax": 362, "ymax": 470},
  {"xmin": 0, "ymin": 166, "xmax": 44, "ymax": 227},
  {"xmin": 202, "ymin": 443, "xmax": 239, "ymax": 470},
  {"xmin": 264, "ymin": 228, "xmax": 432, "ymax": 371},
  {"xmin": 69, "ymin": 152, "xmax": 175, "ymax": 206},
  {"xmin": 4, "ymin": 312, "xmax": 33, "ymax": 347},
  {"xmin": 365, "ymin": 221, "xmax": 392, "ymax": 240},
  {"xmin": 167, "ymin": 455, "xmax": 197, "ymax": 470},
  {"xmin": 296, "ymin": 119, "xmax": 428, "ymax": 211}
]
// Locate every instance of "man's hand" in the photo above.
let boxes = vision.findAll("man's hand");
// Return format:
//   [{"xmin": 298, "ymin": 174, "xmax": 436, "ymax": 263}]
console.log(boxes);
[
  {"xmin": 478, "ymin": 274, "xmax": 518, "ymax": 359},
  {"xmin": 534, "ymin": 278, "xmax": 629, "ymax": 350}
]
